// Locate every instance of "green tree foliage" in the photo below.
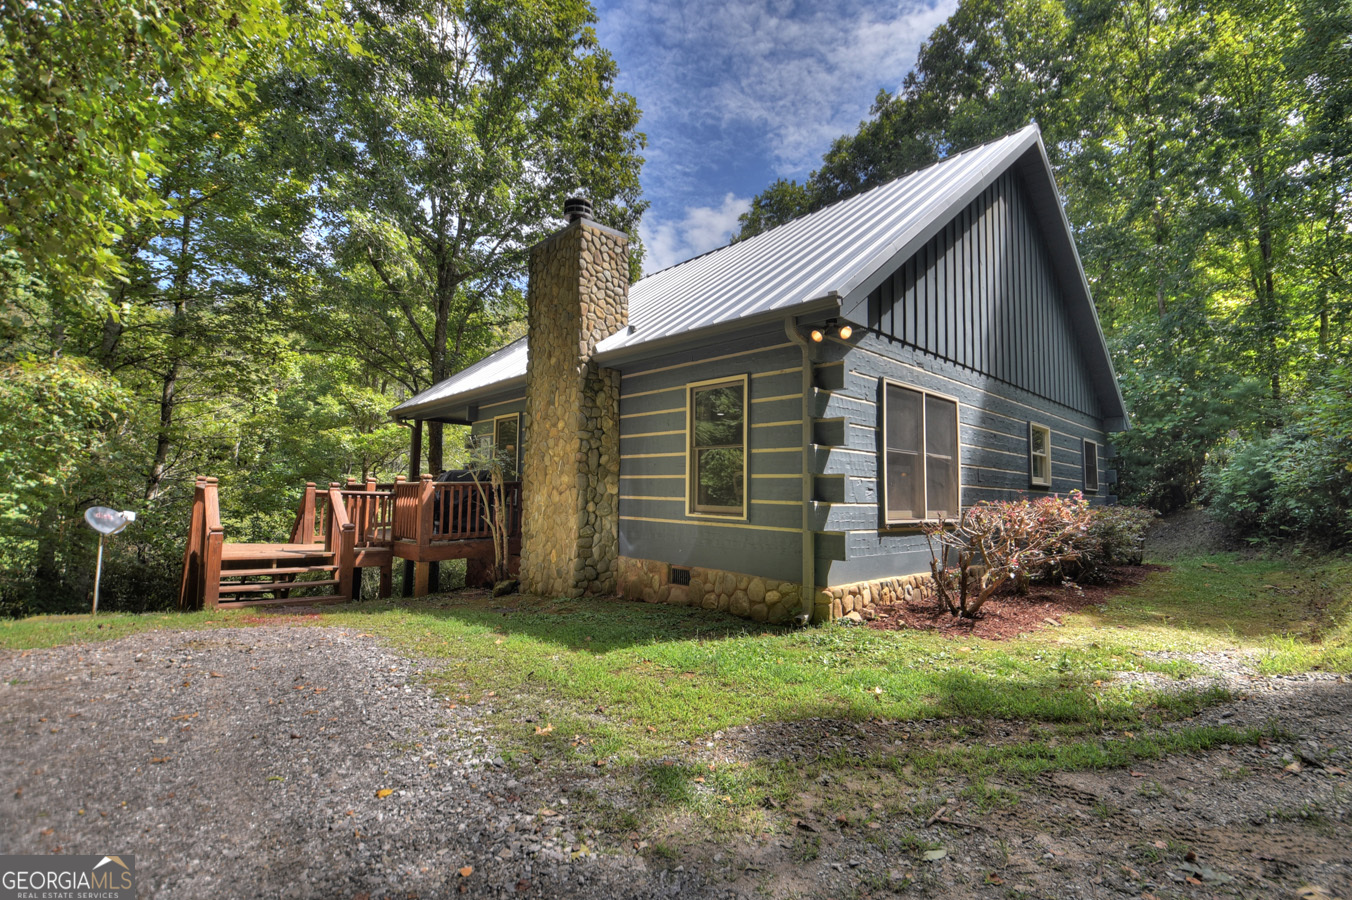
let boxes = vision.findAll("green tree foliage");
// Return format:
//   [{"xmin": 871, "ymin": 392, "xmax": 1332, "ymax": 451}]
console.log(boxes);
[
  {"xmin": 291, "ymin": 0, "xmax": 646, "ymax": 471},
  {"xmin": 2, "ymin": 0, "xmax": 647, "ymax": 614},
  {"xmin": 0, "ymin": 0, "xmax": 289, "ymax": 309}
]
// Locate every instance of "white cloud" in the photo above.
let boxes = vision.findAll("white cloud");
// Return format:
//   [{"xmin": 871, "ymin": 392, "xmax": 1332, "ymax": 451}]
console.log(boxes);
[
  {"xmin": 640, "ymin": 193, "xmax": 750, "ymax": 273},
  {"xmin": 599, "ymin": 0, "xmax": 957, "ymax": 178}
]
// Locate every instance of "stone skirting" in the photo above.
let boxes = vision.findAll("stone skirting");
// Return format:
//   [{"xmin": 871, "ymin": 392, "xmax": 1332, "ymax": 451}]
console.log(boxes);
[
  {"xmin": 615, "ymin": 556, "xmax": 803, "ymax": 624},
  {"xmin": 812, "ymin": 572, "xmax": 935, "ymax": 624}
]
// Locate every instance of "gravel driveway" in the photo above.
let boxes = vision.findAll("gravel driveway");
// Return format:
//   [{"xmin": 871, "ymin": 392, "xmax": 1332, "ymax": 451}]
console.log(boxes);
[{"xmin": 0, "ymin": 627, "xmax": 705, "ymax": 899}]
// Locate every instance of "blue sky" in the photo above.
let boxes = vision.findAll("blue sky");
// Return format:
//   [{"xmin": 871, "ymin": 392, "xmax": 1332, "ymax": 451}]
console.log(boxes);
[{"xmin": 593, "ymin": 0, "xmax": 957, "ymax": 273}]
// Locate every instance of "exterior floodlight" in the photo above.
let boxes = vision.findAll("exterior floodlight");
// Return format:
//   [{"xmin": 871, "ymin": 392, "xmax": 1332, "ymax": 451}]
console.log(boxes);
[
  {"xmin": 809, "ymin": 329, "xmax": 824, "ymax": 343},
  {"xmin": 83, "ymin": 507, "xmax": 137, "ymax": 615},
  {"xmin": 838, "ymin": 324, "xmax": 853, "ymax": 339}
]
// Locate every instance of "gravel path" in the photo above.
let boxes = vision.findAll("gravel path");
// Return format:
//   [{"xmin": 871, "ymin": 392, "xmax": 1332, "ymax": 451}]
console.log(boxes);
[
  {"xmin": 3, "ymin": 626, "xmax": 1349, "ymax": 899},
  {"xmin": 0, "ymin": 627, "xmax": 706, "ymax": 899}
]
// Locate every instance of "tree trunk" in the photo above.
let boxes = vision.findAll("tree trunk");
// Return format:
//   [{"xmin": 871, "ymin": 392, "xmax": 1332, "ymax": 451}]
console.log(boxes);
[
  {"xmin": 146, "ymin": 207, "xmax": 192, "ymax": 502},
  {"xmin": 145, "ymin": 359, "xmax": 180, "ymax": 502}
]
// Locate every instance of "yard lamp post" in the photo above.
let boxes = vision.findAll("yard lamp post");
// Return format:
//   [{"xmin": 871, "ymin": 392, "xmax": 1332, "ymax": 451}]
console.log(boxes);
[{"xmin": 83, "ymin": 507, "xmax": 137, "ymax": 615}]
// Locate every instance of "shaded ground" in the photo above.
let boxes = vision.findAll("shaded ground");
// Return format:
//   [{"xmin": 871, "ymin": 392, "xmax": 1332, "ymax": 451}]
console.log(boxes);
[
  {"xmin": 673, "ymin": 661, "xmax": 1351, "ymax": 899},
  {"xmin": 3, "ymin": 624, "xmax": 1347, "ymax": 899},
  {"xmin": 0, "ymin": 628, "xmax": 681, "ymax": 899},
  {"xmin": 866, "ymin": 565, "xmax": 1159, "ymax": 640}
]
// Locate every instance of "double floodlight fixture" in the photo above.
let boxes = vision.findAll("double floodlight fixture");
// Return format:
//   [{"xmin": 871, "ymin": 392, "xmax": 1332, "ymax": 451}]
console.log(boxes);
[{"xmin": 808, "ymin": 318, "xmax": 853, "ymax": 343}]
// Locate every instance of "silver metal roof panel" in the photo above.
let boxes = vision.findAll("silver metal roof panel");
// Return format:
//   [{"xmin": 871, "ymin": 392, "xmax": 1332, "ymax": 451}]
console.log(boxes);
[{"xmin": 392, "ymin": 124, "xmax": 1126, "ymax": 424}]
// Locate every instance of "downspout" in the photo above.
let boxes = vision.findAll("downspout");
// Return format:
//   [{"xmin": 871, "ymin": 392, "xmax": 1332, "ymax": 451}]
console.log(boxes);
[{"xmin": 785, "ymin": 317, "xmax": 816, "ymax": 624}]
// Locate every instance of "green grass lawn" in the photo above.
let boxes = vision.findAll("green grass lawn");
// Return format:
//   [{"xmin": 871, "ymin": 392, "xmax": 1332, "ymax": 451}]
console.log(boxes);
[{"xmin": 4, "ymin": 551, "xmax": 1348, "ymax": 835}]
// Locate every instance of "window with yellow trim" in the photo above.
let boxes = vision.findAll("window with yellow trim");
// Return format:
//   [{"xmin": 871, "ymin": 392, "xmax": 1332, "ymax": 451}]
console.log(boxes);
[{"xmin": 688, "ymin": 378, "xmax": 745, "ymax": 515}]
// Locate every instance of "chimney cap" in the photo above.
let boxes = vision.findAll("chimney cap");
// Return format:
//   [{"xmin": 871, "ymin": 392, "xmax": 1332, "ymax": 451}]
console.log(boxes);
[{"xmin": 564, "ymin": 196, "xmax": 593, "ymax": 224}]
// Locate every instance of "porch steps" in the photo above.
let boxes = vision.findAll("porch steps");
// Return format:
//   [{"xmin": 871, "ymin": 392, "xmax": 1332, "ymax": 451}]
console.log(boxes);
[
  {"xmin": 218, "ymin": 578, "xmax": 341, "ymax": 594},
  {"xmin": 216, "ymin": 594, "xmax": 349, "ymax": 609}
]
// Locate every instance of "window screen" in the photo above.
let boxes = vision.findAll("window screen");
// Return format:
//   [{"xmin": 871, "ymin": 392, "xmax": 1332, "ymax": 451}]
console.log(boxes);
[{"xmin": 883, "ymin": 383, "xmax": 959, "ymax": 523}]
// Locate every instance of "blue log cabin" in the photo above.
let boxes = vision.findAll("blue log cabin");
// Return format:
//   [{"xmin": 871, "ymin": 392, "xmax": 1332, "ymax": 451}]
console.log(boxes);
[{"xmin": 391, "ymin": 124, "xmax": 1129, "ymax": 625}]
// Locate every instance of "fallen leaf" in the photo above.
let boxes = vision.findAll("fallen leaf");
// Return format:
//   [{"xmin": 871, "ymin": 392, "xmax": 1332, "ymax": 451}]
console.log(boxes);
[
  {"xmin": 375, "ymin": 788, "xmax": 394, "ymax": 799},
  {"xmin": 150, "ymin": 757, "xmax": 170, "ymax": 764},
  {"xmin": 458, "ymin": 866, "xmax": 473, "ymax": 877},
  {"xmin": 1153, "ymin": 840, "xmax": 1168, "ymax": 850},
  {"xmin": 985, "ymin": 874, "xmax": 1003, "ymax": 885},
  {"xmin": 534, "ymin": 724, "xmax": 554, "ymax": 735},
  {"xmin": 208, "ymin": 672, "xmax": 223, "ymax": 678},
  {"xmin": 922, "ymin": 849, "xmax": 947, "ymax": 862},
  {"xmin": 171, "ymin": 713, "xmax": 198, "ymax": 721},
  {"xmin": 1285, "ymin": 761, "xmax": 1303, "ymax": 774},
  {"xmin": 151, "ymin": 737, "xmax": 168, "ymax": 745}
]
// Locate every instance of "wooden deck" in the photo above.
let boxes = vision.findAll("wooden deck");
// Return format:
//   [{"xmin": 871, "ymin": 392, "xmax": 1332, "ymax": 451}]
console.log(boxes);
[{"xmin": 179, "ymin": 476, "xmax": 521, "ymax": 611}]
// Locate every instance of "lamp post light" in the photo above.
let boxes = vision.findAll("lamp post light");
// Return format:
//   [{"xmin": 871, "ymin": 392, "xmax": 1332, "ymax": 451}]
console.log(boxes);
[{"xmin": 83, "ymin": 507, "xmax": 137, "ymax": 615}]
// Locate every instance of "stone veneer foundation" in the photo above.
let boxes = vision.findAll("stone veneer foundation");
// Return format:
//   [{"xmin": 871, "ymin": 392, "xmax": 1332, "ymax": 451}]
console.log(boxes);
[
  {"xmin": 519, "ymin": 215, "xmax": 629, "ymax": 598},
  {"xmin": 615, "ymin": 557, "xmax": 803, "ymax": 624},
  {"xmin": 812, "ymin": 573, "xmax": 935, "ymax": 624},
  {"xmin": 616, "ymin": 558, "xmax": 938, "ymax": 627}
]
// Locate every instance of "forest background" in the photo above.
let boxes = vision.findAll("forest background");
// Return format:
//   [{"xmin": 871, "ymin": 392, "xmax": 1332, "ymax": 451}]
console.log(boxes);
[{"xmin": 1, "ymin": 0, "xmax": 1349, "ymax": 614}]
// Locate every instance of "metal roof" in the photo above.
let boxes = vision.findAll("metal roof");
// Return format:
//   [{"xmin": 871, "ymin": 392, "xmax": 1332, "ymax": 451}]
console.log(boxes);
[
  {"xmin": 392, "ymin": 337, "xmax": 527, "ymax": 418},
  {"xmin": 394, "ymin": 124, "xmax": 1127, "ymax": 424}
]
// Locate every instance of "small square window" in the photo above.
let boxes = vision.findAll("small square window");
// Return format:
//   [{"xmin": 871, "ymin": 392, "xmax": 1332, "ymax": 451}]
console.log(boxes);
[
  {"xmin": 1029, "ymin": 423, "xmax": 1052, "ymax": 488},
  {"xmin": 1083, "ymin": 439, "xmax": 1099, "ymax": 493}
]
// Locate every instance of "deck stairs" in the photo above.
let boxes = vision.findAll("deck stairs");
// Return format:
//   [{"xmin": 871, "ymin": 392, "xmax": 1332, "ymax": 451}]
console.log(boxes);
[{"xmin": 178, "ymin": 475, "xmax": 519, "ymax": 610}]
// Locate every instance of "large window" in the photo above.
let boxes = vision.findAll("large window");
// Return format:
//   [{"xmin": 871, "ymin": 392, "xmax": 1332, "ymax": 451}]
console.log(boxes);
[
  {"xmin": 1083, "ymin": 439, "xmax": 1099, "ymax": 493},
  {"xmin": 1029, "ymin": 422, "xmax": 1052, "ymax": 488},
  {"xmin": 882, "ymin": 382, "xmax": 959, "ymax": 523},
  {"xmin": 688, "ymin": 377, "xmax": 746, "ymax": 516},
  {"xmin": 494, "ymin": 414, "xmax": 520, "ymax": 477}
]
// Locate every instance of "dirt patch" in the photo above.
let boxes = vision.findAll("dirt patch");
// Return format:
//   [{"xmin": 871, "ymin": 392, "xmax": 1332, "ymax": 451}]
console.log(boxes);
[
  {"xmin": 865, "ymin": 565, "xmax": 1160, "ymax": 640},
  {"xmin": 1147, "ymin": 506, "xmax": 1236, "ymax": 560}
]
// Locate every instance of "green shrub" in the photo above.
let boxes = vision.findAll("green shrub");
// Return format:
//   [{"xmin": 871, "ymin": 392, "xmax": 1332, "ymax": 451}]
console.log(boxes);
[
  {"xmin": 1202, "ymin": 366, "xmax": 1352, "ymax": 547},
  {"xmin": 925, "ymin": 495, "xmax": 1155, "ymax": 617}
]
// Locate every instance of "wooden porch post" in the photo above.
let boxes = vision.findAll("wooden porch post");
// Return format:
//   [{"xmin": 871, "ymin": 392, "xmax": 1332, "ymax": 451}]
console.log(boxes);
[
  {"xmin": 411, "ymin": 473, "xmax": 434, "ymax": 597},
  {"xmin": 403, "ymin": 420, "xmax": 423, "ymax": 597}
]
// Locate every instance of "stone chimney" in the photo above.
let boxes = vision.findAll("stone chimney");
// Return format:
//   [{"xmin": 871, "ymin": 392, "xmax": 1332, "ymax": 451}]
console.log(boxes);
[{"xmin": 519, "ymin": 199, "xmax": 629, "ymax": 597}]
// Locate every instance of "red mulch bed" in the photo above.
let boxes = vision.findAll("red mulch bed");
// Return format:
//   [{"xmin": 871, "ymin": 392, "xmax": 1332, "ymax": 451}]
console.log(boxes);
[{"xmin": 865, "ymin": 564, "xmax": 1165, "ymax": 640}]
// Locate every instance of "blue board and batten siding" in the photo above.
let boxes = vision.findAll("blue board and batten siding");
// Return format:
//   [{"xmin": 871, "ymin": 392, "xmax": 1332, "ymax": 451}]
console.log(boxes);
[
  {"xmin": 813, "ymin": 171, "xmax": 1113, "ymax": 586},
  {"xmin": 615, "ymin": 326, "xmax": 805, "ymax": 584}
]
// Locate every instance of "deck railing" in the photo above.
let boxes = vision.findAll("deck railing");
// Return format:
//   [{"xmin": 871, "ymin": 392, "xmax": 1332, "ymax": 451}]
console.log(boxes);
[
  {"xmin": 389, "ymin": 475, "xmax": 522, "ymax": 544},
  {"xmin": 177, "ymin": 476, "xmax": 224, "ymax": 610}
]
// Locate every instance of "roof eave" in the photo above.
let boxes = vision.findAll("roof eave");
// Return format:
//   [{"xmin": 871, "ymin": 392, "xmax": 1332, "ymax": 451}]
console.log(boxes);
[
  {"xmin": 593, "ymin": 294, "xmax": 841, "ymax": 368},
  {"xmin": 391, "ymin": 374, "xmax": 528, "ymax": 421}
]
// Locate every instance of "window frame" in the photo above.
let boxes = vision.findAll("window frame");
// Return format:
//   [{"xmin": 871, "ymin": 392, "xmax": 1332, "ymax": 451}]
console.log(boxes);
[
  {"xmin": 879, "ymin": 379, "xmax": 962, "ymax": 526},
  {"xmin": 1028, "ymin": 422, "xmax": 1053, "ymax": 489},
  {"xmin": 492, "ymin": 412, "xmax": 521, "ymax": 478},
  {"xmin": 685, "ymin": 374, "xmax": 749, "ymax": 519},
  {"xmin": 1083, "ymin": 438, "xmax": 1099, "ymax": 493}
]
